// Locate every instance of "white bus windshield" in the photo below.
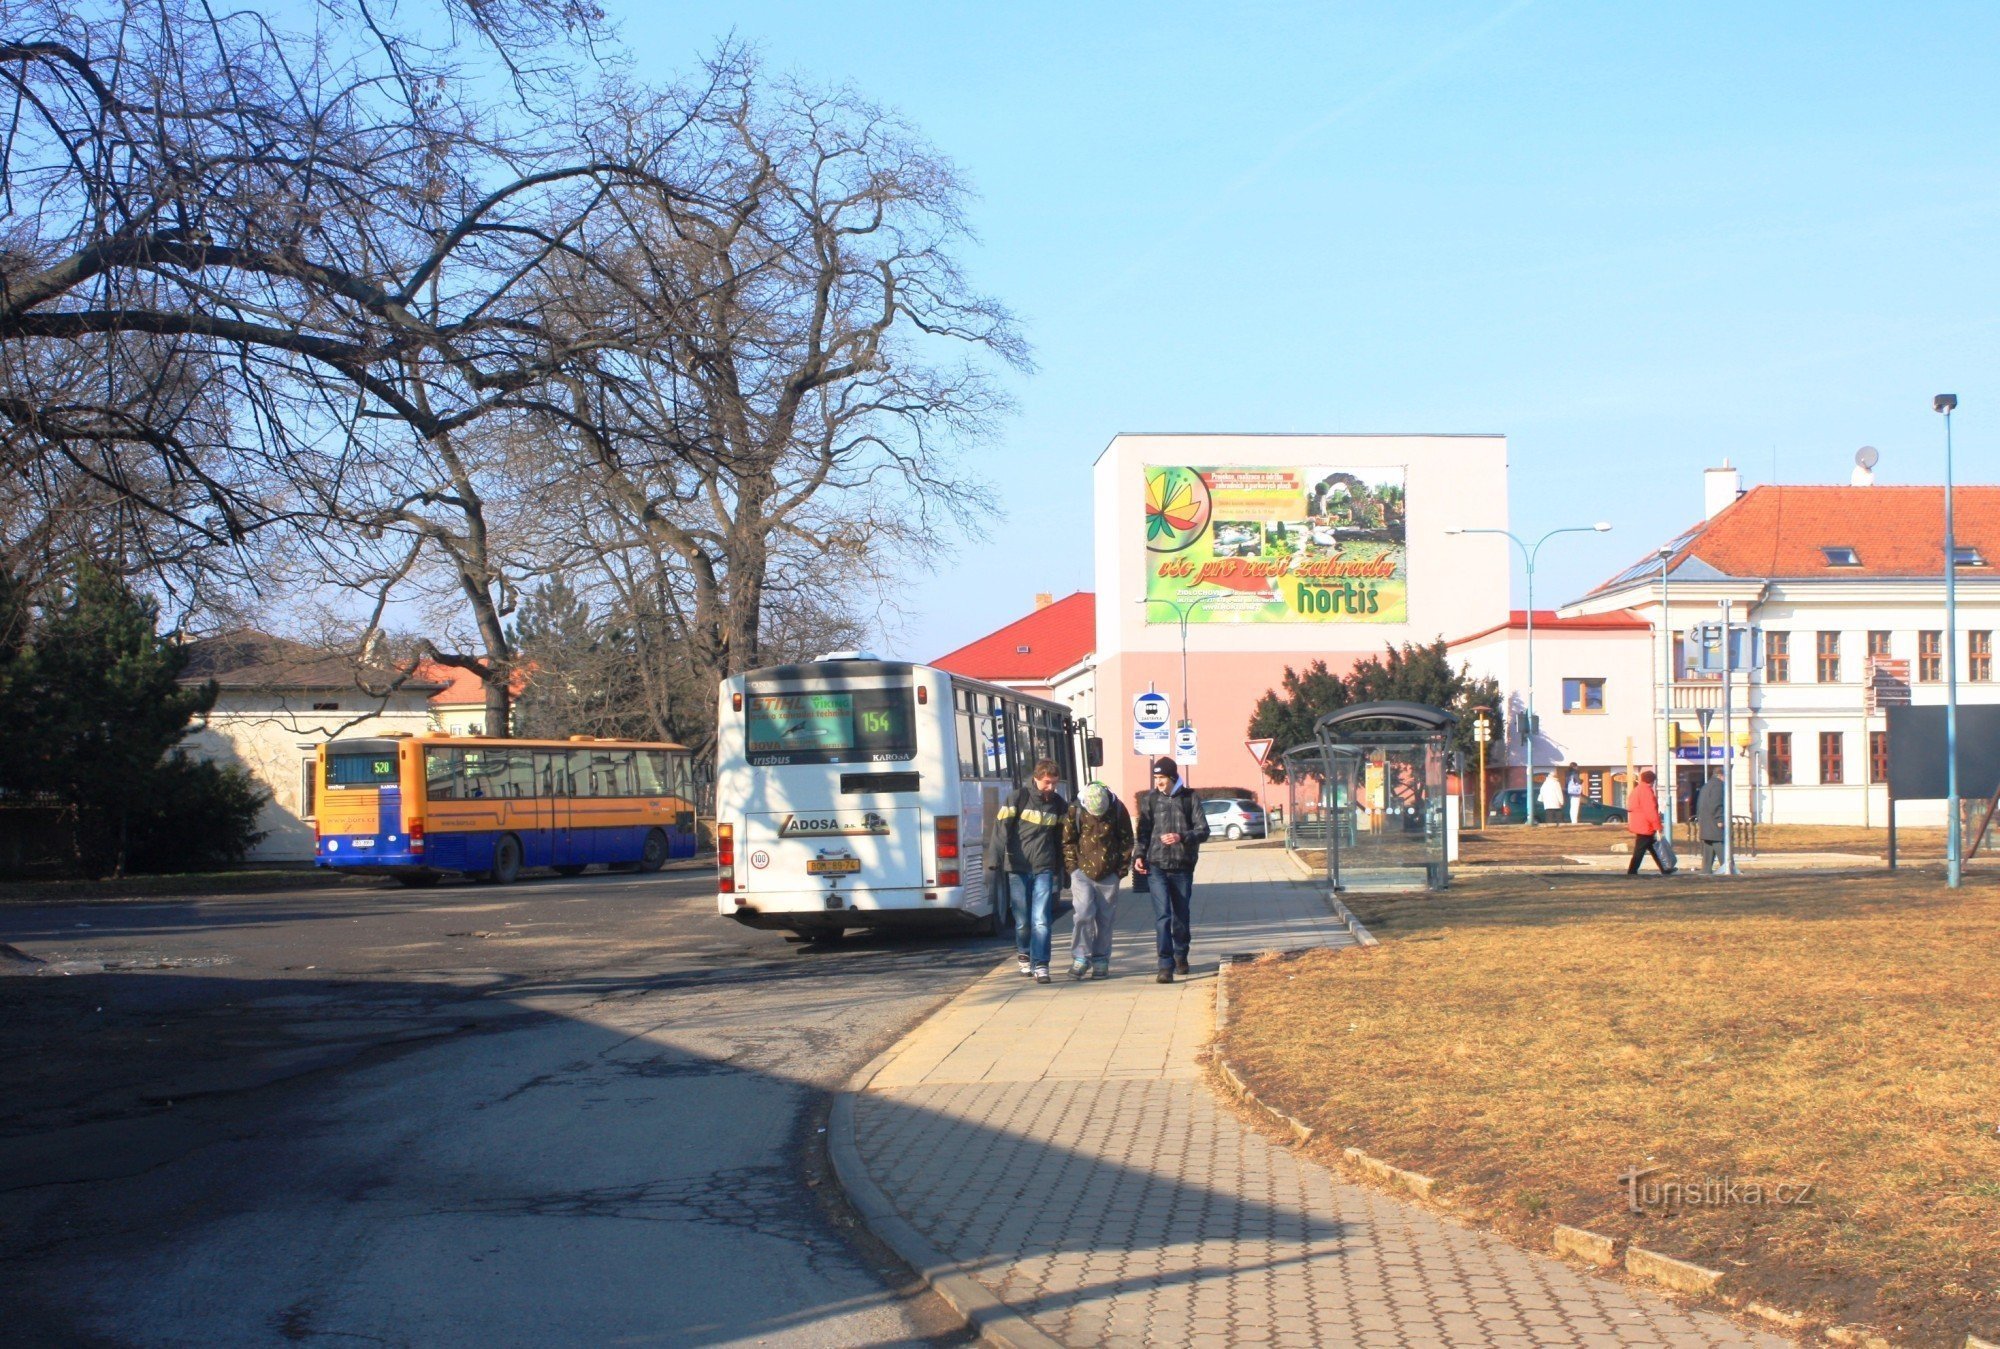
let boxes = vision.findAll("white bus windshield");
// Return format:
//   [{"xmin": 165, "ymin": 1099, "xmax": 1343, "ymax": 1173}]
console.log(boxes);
[{"xmin": 745, "ymin": 684, "xmax": 916, "ymax": 765}]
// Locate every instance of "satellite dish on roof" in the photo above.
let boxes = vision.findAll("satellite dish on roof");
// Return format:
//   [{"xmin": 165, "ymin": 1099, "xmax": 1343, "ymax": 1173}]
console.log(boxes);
[
  {"xmin": 1855, "ymin": 445, "xmax": 1879, "ymax": 469},
  {"xmin": 1852, "ymin": 445, "xmax": 1879, "ymax": 487}
]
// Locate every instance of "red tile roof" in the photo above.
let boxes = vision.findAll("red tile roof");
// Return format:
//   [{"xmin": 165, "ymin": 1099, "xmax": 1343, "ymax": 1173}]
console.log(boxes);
[
  {"xmin": 933, "ymin": 592, "xmax": 1095, "ymax": 682},
  {"xmin": 1448, "ymin": 609, "xmax": 1651, "ymax": 647},
  {"xmin": 1597, "ymin": 485, "xmax": 2000, "ymax": 590},
  {"xmin": 415, "ymin": 659, "xmax": 532, "ymax": 706}
]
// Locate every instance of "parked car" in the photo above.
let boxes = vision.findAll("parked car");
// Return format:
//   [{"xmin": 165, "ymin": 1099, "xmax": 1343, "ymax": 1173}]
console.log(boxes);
[
  {"xmin": 1201, "ymin": 797, "xmax": 1268, "ymax": 840},
  {"xmin": 1486, "ymin": 788, "xmax": 1627, "ymax": 825}
]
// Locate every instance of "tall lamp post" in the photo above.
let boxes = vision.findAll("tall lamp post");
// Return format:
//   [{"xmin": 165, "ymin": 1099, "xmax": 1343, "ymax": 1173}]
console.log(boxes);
[
  {"xmin": 1446, "ymin": 522, "xmax": 1614, "ymax": 825},
  {"xmin": 1936, "ymin": 394, "xmax": 1962, "ymax": 887},
  {"xmin": 1658, "ymin": 543, "xmax": 1676, "ymax": 832},
  {"xmin": 1139, "ymin": 593, "xmax": 1224, "ymax": 781}
]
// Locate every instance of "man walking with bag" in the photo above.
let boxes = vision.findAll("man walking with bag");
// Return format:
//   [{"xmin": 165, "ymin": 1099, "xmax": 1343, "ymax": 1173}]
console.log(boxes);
[
  {"xmin": 1063, "ymin": 781, "xmax": 1133, "ymax": 980},
  {"xmin": 1624, "ymin": 768, "xmax": 1676, "ymax": 876},
  {"xmin": 1134, "ymin": 757, "xmax": 1210, "ymax": 984}
]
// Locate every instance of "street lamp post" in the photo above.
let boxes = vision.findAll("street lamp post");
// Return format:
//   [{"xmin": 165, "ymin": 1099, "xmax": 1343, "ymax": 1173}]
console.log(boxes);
[
  {"xmin": 1447, "ymin": 523, "xmax": 1613, "ymax": 825},
  {"xmin": 1936, "ymin": 394, "xmax": 1962, "ymax": 887},
  {"xmin": 1139, "ymin": 593, "xmax": 1224, "ymax": 780},
  {"xmin": 1658, "ymin": 544, "xmax": 1676, "ymax": 833}
]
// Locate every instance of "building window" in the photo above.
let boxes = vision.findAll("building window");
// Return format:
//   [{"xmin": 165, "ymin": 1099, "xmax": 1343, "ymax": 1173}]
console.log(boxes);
[
  {"xmin": 1919, "ymin": 630, "xmax": 1942, "ymax": 683},
  {"xmin": 1672, "ymin": 630, "xmax": 1686, "ymax": 678},
  {"xmin": 1765, "ymin": 631, "xmax": 1789, "ymax": 683},
  {"xmin": 1972, "ymin": 631, "xmax": 1992, "ymax": 682},
  {"xmin": 1953, "ymin": 545, "xmax": 1986, "ymax": 567},
  {"xmin": 1866, "ymin": 631, "xmax": 1890, "ymax": 659},
  {"xmin": 1821, "ymin": 546, "xmax": 1860, "ymax": 566},
  {"xmin": 311, "ymin": 701, "xmax": 341, "ymax": 712},
  {"xmin": 1819, "ymin": 731, "xmax": 1844, "ymax": 785},
  {"xmin": 1816, "ymin": 631, "xmax": 1840, "ymax": 683},
  {"xmin": 1869, "ymin": 731, "xmax": 1889, "ymax": 785},
  {"xmin": 300, "ymin": 758, "xmax": 317, "ymax": 819},
  {"xmin": 1767, "ymin": 732, "xmax": 1792, "ymax": 786},
  {"xmin": 1561, "ymin": 678, "xmax": 1605, "ymax": 713}
]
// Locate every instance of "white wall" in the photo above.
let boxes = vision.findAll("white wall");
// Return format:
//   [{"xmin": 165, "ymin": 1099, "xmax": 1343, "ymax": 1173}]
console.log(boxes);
[
  {"xmin": 184, "ymin": 691, "xmax": 435, "ymax": 862},
  {"xmin": 1452, "ymin": 627, "xmax": 1655, "ymax": 786}
]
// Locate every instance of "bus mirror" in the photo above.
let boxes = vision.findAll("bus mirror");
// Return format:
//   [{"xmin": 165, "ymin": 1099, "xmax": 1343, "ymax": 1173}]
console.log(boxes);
[{"xmin": 1085, "ymin": 736, "xmax": 1104, "ymax": 768}]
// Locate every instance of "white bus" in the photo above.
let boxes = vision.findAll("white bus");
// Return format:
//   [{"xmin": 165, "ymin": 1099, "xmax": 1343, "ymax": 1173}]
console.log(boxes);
[{"xmin": 714, "ymin": 656, "xmax": 1096, "ymax": 940}]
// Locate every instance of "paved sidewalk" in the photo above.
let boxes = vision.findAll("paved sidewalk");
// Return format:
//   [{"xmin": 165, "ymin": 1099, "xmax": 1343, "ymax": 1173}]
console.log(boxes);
[{"xmin": 839, "ymin": 843, "xmax": 1781, "ymax": 1347}]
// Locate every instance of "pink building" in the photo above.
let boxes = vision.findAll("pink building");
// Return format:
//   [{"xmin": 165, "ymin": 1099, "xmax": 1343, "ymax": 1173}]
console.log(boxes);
[{"xmin": 1091, "ymin": 434, "xmax": 1513, "ymax": 805}]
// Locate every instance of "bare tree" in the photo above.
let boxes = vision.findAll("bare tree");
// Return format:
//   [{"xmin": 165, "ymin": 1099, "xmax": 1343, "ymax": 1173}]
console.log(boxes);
[{"xmin": 525, "ymin": 58, "xmax": 1027, "ymax": 706}]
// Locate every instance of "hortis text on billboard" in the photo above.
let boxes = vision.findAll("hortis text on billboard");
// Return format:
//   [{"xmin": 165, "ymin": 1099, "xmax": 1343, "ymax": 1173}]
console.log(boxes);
[{"xmin": 1143, "ymin": 466, "xmax": 1407, "ymax": 623}]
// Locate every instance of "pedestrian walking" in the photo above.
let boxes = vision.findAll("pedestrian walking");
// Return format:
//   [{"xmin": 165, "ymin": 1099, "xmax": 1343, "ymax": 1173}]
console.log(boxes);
[
  {"xmin": 1134, "ymin": 756, "xmax": 1210, "ymax": 983},
  {"xmin": 1695, "ymin": 768, "xmax": 1726, "ymax": 874},
  {"xmin": 1624, "ymin": 768, "xmax": 1675, "ymax": 875},
  {"xmin": 1538, "ymin": 770, "xmax": 1565, "ymax": 823},
  {"xmin": 1062, "ymin": 780, "xmax": 1133, "ymax": 980},
  {"xmin": 989, "ymin": 758, "xmax": 1068, "ymax": 983},
  {"xmin": 1566, "ymin": 765, "xmax": 1584, "ymax": 824}
]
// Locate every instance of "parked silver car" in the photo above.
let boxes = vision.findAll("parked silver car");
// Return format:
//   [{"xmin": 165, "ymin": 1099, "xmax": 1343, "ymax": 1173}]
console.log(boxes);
[{"xmin": 1200, "ymin": 797, "xmax": 1267, "ymax": 840}]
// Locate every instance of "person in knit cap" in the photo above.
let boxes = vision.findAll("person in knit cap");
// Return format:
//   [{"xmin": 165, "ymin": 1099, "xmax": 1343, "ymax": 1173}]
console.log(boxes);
[
  {"xmin": 1062, "ymin": 780, "xmax": 1134, "ymax": 979},
  {"xmin": 1134, "ymin": 756, "xmax": 1210, "ymax": 983}
]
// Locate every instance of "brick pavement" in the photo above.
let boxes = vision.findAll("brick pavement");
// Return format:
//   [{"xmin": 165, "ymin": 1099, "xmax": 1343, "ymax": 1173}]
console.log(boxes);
[{"xmin": 842, "ymin": 843, "xmax": 1783, "ymax": 1347}]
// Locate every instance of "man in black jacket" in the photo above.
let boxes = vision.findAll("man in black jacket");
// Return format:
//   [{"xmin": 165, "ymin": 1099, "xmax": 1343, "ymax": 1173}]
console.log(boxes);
[
  {"xmin": 990, "ymin": 759, "xmax": 1068, "ymax": 983},
  {"xmin": 1134, "ymin": 756, "xmax": 1210, "ymax": 983}
]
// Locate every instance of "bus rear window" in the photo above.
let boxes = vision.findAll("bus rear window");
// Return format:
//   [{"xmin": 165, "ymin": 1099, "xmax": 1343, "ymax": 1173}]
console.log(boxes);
[
  {"xmin": 327, "ymin": 753, "xmax": 397, "ymax": 787},
  {"xmin": 745, "ymin": 686, "xmax": 917, "ymax": 765}
]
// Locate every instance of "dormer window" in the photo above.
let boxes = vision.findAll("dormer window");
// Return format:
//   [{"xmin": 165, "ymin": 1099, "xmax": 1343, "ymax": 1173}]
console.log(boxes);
[
  {"xmin": 1015, "ymin": 644, "xmax": 1031, "ymax": 654},
  {"xmin": 1953, "ymin": 546, "xmax": 1986, "ymax": 567},
  {"xmin": 1822, "ymin": 546, "xmax": 1860, "ymax": 567}
]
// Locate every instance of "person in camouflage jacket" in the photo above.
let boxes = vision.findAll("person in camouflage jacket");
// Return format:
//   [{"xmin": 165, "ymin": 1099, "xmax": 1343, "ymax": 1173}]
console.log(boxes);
[{"xmin": 1061, "ymin": 782, "xmax": 1133, "ymax": 979}]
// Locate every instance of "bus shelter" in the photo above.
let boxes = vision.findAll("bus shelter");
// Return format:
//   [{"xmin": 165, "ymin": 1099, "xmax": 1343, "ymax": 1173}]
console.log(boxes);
[{"xmin": 1284, "ymin": 701, "xmax": 1456, "ymax": 892}]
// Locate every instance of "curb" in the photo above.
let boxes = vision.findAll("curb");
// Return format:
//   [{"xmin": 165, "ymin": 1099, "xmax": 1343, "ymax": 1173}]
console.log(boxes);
[
  {"xmin": 825, "ymin": 990, "xmax": 1064, "ymax": 1349},
  {"xmin": 1325, "ymin": 892, "xmax": 1379, "ymax": 946}
]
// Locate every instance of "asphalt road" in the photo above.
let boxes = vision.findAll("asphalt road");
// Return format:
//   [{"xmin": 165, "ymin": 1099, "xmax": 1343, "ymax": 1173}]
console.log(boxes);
[{"xmin": 0, "ymin": 865, "xmax": 1007, "ymax": 1346}]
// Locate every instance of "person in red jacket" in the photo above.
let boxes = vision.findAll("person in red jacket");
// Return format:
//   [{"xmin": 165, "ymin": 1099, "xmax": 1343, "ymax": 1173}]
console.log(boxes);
[{"xmin": 1624, "ymin": 769, "xmax": 1675, "ymax": 875}]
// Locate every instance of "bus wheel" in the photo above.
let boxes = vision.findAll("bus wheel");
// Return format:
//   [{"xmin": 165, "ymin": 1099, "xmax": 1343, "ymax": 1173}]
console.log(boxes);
[
  {"xmin": 637, "ymin": 828, "xmax": 669, "ymax": 873},
  {"xmin": 487, "ymin": 835, "xmax": 523, "ymax": 885},
  {"xmin": 397, "ymin": 872, "xmax": 441, "ymax": 888}
]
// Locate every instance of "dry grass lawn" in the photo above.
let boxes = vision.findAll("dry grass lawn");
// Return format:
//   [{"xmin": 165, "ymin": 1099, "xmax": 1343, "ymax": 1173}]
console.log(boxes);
[{"xmin": 1219, "ymin": 867, "xmax": 2000, "ymax": 1347}]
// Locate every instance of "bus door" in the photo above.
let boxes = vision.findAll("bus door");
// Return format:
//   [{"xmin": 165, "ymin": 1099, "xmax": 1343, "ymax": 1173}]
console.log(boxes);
[{"xmin": 537, "ymin": 751, "xmax": 580, "ymax": 866}]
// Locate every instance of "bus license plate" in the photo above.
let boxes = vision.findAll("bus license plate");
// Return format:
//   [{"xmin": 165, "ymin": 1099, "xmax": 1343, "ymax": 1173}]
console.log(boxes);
[{"xmin": 808, "ymin": 858, "xmax": 861, "ymax": 875}]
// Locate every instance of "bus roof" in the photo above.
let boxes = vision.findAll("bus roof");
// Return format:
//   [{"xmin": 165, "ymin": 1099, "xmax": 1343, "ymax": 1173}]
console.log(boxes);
[
  {"xmin": 325, "ymin": 735, "xmax": 691, "ymax": 752},
  {"xmin": 734, "ymin": 659, "xmax": 1071, "ymax": 715}
]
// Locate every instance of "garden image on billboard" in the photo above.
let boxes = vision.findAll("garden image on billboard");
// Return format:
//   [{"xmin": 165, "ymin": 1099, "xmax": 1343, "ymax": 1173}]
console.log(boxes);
[{"xmin": 1143, "ymin": 465, "xmax": 1408, "ymax": 623}]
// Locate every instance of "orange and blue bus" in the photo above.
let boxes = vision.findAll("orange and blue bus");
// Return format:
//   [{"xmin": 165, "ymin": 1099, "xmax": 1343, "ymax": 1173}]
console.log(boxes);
[{"xmin": 314, "ymin": 734, "xmax": 699, "ymax": 885}]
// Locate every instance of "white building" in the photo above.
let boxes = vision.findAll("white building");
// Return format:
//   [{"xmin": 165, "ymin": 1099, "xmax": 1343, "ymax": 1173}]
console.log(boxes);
[
  {"xmin": 1564, "ymin": 466, "xmax": 2000, "ymax": 826},
  {"xmin": 1446, "ymin": 608, "xmax": 1653, "ymax": 811},
  {"xmin": 179, "ymin": 631, "xmax": 443, "ymax": 861}
]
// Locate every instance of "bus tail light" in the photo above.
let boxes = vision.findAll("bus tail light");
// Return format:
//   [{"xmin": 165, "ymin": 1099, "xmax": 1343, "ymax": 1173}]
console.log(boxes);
[
  {"xmin": 409, "ymin": 818, "xmax": 425, "ymax": 854},
  {"xmin": 935, "ymin": 816, "xmax": 959, "ymax": 887},
  {"xmin": 718, "ymin": 823, "xmax": 736, "ymax": 894}
]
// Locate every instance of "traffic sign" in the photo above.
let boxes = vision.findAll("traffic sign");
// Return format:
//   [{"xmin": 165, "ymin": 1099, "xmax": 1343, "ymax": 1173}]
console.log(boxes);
[
  {"xmin": 1133, "ymin": 690, "xmax": 1173, "ymax": 756},
  {"xmin": 1173, "ymin": 722, "xmax": 1198, "ymax": 766},
  {"xmin": 1245, "ymin": 738, "xmax": 1274, "ymax": 766}
]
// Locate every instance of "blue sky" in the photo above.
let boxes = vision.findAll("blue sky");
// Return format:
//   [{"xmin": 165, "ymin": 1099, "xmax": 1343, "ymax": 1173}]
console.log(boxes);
[{"xmin": 618, "ymin": 1, "xmax": 2000, "ymax": 660}]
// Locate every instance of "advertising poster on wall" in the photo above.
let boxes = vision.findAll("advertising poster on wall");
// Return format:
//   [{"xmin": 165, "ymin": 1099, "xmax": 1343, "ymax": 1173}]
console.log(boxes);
[{"xmin": 1142, "ymin": 466, "xmax": 1408, "ymax": 623}]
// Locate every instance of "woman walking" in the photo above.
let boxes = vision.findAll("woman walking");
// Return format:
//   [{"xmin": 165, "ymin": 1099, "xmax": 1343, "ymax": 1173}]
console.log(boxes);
[{"xmin": 1625, "ymin": 769, "xmax": 1676, "ymax": 875}]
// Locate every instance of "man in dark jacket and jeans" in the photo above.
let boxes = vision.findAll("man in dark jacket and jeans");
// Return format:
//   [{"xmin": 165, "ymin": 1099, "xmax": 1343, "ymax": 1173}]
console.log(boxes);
[
  {"xmin": 1134, "ymin": 756, "xmax": 1210, "ymax": 983},
  {"xmin": 990, "ymin": 759, "xmax": 1068, "ymax": 983}
]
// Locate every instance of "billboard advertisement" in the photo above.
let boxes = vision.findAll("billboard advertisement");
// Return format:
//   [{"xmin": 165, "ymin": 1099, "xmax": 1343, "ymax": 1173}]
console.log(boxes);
[{"xmin": 1143, "ymin": 465, "xmax": 1407, "ymax": 623}]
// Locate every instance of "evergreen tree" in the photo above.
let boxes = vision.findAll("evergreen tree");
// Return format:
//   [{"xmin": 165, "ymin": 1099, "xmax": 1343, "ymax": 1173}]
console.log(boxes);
[
  {"xmin": 1246, "ymin": 640, "xmax": 1504, "ymax": 781},
  {"xmin": 6, "ymin": 566, "xmax": 221, "ymax": 875}
]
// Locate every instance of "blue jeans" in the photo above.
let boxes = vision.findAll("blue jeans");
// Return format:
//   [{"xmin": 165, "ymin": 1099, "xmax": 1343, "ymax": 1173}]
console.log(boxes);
[
  {"xmin": 1009, "ymin": 871, "xmax": 1057, "ymax": 969},
  {"xmin": 1148, "ymin": 869, "xmax": 1194, "ymax": 970}
]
